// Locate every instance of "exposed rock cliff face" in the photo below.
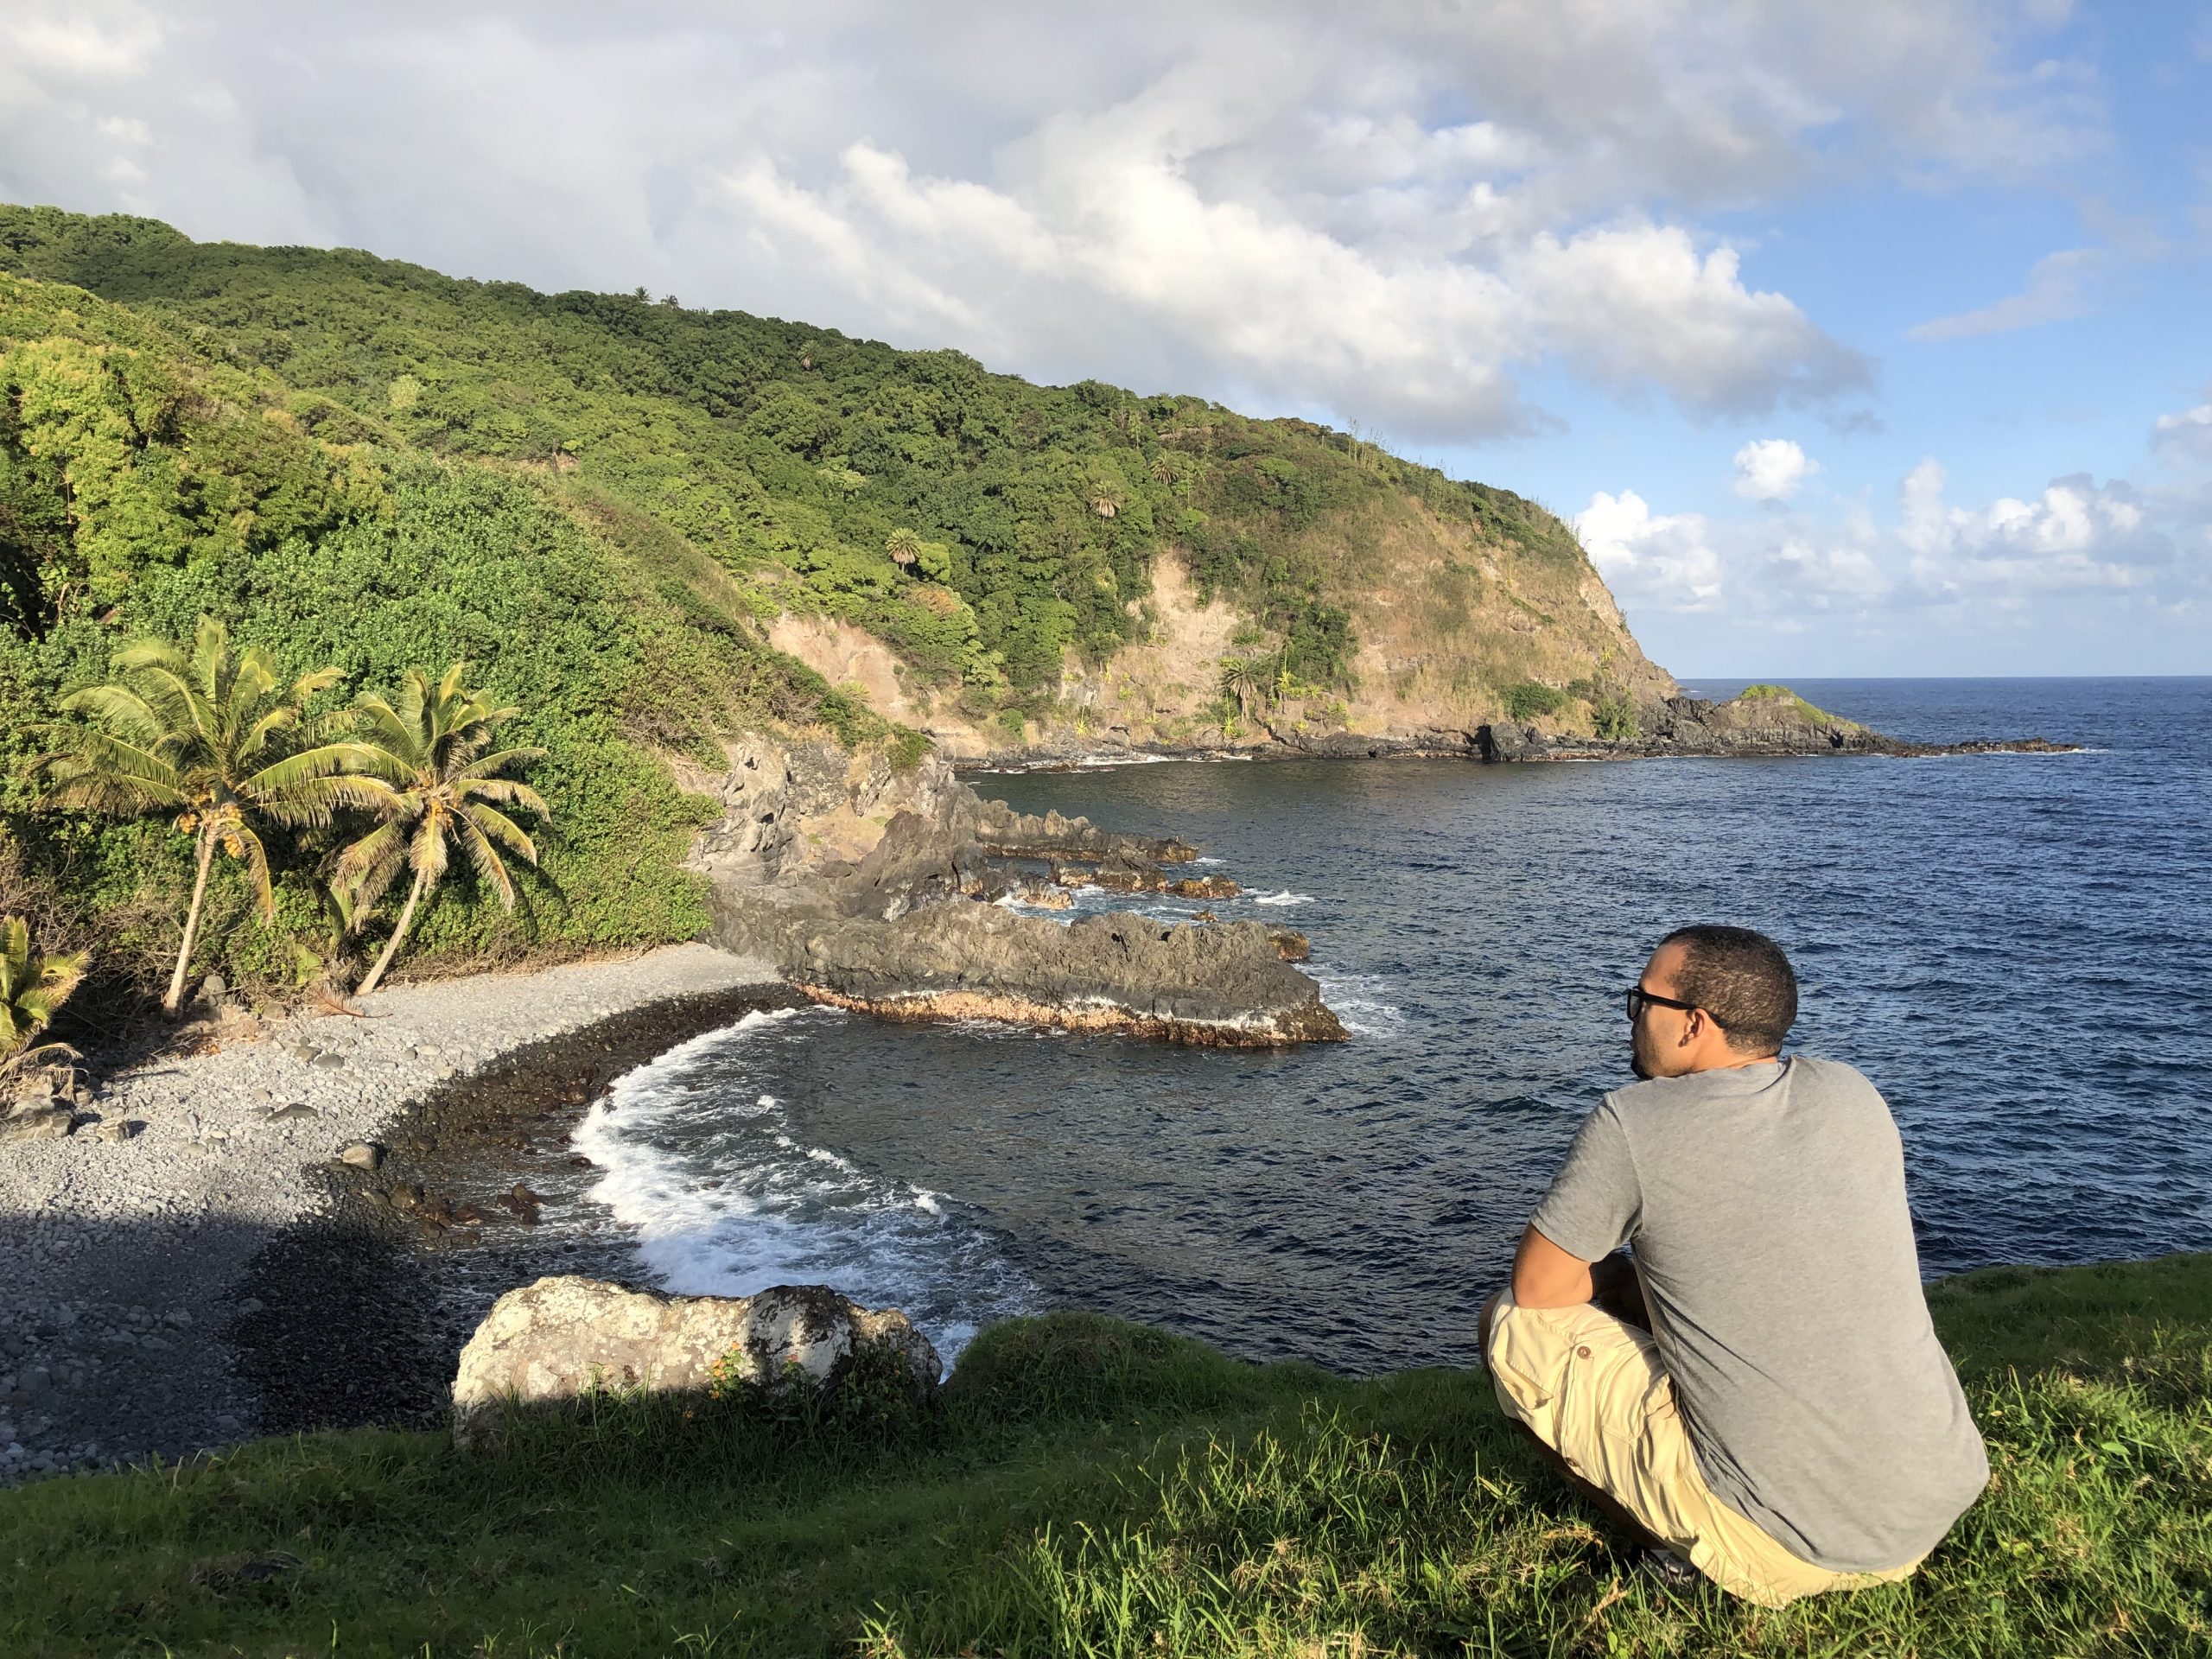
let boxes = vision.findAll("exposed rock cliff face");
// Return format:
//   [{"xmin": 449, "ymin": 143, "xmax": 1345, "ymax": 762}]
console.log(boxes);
[{"xmin": 684, "ymin": 739, "xmax": 1344, "ymax": 1046}]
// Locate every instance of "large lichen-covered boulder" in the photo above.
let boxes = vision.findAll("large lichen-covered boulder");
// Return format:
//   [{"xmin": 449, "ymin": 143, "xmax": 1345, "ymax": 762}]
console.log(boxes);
[{"xmin": 450, "ymin": 1277, "xmax": 941, "ymax": 1447}]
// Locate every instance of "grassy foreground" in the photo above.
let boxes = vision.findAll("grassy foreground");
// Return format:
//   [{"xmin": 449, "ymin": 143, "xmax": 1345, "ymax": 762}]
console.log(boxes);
[{"xmin": 2, "ymin": 1256, "xmax": 2206, "ymax": 1657}]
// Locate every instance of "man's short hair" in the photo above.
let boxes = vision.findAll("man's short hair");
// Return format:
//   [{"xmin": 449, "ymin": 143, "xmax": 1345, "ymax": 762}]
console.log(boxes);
[{"xmin": 1659, "ymin": 925, "xmax": 1798, "ymax": 1055}]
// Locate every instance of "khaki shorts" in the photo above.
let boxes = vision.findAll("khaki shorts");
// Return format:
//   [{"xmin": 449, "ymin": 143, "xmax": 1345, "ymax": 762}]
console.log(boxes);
[{"xmin": 1484, "ymin": 1291, "xmax": 1923, "ymax": 1607}]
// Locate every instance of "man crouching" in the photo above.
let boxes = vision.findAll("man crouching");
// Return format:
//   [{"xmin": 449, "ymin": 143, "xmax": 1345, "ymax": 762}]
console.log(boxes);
[{"xmin": 1480, "ymin": 925, "xmax": 1988, "ymax": 1605}]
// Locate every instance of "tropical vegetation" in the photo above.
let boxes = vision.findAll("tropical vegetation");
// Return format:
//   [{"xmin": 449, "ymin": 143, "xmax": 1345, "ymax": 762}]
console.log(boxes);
[
  {"xmin": 0, "ymin": 912, "xmax": 84, "ymax": 1079},
  {"xmin": 0, "ymin": 201, "xmax": 1649, "ymax": 1024},
  {"xmin": 339, "ymin": 665, "xmax": 547, "ymax": 995},
  {"xmin": 0, "ymin": 1254, "xmax": 2203, "ymax": 1656},
  {"xmin": 41, "ymin": 616, "xmax": 385, "ymax": 1013}
]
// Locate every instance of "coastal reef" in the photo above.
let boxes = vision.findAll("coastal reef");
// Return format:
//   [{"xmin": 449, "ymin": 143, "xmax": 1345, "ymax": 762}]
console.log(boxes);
[{"xmin": 688, "ymin": 734, "xmax": 1344, "ymax": 1045}]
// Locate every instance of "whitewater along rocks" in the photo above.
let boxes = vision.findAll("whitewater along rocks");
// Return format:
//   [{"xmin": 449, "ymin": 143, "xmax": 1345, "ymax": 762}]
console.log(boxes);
[
  {"xmin": 690, "ymin": 734, "xmax": 1344, "ymax": 1046},
  {"xmin": 450, "ymin": 1277, "xmax": 942, "ymax": 1448},
  {"xmin": 1055, "ymin": 857, "xmax": 1243, "ymax": 901}
]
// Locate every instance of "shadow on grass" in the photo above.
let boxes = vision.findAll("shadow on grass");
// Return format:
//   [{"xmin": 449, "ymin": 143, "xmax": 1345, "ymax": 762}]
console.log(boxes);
[{"xmin": 0, "ymin": 1258, "xmax": 2206, "ymax": 1657}]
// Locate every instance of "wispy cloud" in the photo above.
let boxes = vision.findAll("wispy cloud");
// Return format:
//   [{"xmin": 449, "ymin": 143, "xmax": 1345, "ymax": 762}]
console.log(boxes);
[{"xmin": 1908, "ymin": 247, "xmax": 2104, "ymax": 340}]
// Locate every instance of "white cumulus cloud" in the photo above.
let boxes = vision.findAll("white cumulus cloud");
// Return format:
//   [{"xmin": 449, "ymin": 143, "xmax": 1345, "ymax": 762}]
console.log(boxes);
[
  {"xmin": 1573, "ymin": 491, "xmax": 1725, "ymax": 613},
  {"xmin": 1732, "ymin": 438, "xmax": 1820, "ymax": 502},
  {"xmin": 0, "ymin": 0, "xmax": 2101, "ymax": 441}
]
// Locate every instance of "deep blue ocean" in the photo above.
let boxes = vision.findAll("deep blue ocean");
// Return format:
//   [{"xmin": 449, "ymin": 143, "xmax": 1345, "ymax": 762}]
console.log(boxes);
[{"xmin": 572, "ymin": 678, "xmax": 2212, "ymax": 1373}]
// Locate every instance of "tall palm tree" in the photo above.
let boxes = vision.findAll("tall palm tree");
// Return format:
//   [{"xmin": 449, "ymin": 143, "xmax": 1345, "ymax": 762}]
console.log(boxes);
[
  {"xmin": 338, "ymin": 665, "xmax": 548, "ymax": 996},
  {"xmin": 43, "ymin": 616, "xmax": 389, "ymax": 1015},
  {"xmin": 0, "ymin": 915, "xmax": 87, "ymax": 1079},
  {"xmin": 884, "ymin": 528, "xmax": 922, "ymax": 572}
]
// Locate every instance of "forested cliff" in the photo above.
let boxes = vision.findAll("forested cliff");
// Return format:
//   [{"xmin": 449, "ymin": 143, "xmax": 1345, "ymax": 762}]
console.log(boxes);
[{"xmin": 0, "ymin": 204, "xmax": 1667, "ymax": 1009}]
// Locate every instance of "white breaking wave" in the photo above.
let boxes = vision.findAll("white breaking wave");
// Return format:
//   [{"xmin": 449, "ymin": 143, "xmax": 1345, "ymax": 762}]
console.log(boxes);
[
  {"xmin": 1252, "ymin": 890, "xmax": 1314, "ymax": 906},
  {"xmin": 571, "ymin": 1007, "xmax": 1039, "ymax": 1362},
  {"xmin": 1304, "ymin": 963, "xmax": 1405, "ymax": 1039}
]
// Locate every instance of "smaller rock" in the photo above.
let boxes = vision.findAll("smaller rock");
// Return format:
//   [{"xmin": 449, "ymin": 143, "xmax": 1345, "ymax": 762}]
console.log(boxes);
[
  {"xmin": 311, "ymin": 1052, "xmax": 346, "ymax": 1071},
  {"xmin": 92, "ymin": 1120, "xmax": 141, "ymax": 1144},
  {"xmin": 337, "ymin": 1141, "xmax": 384, "ymax": 1172},
  {"xmin": 264, "ymin": 1103, "xmax": 320, "ymax": 1122}
]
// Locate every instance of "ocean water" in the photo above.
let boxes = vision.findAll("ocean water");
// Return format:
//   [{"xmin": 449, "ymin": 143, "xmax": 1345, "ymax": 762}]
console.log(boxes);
[{"xmin": 575, "ymin": 678, "xmax": 2212, "ymax": 1372}]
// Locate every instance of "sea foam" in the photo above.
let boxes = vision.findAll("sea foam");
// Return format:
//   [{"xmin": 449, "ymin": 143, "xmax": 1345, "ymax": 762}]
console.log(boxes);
[{"xmin": 571, "ymin": 1006, "xmax": 1038, "ymax": 1363}]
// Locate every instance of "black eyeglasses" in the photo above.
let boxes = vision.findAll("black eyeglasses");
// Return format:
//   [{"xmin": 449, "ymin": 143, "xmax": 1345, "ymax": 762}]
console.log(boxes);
[{"xmin": 1626, "ymin": 985, "xmax": 1700, "ymax": 1021}]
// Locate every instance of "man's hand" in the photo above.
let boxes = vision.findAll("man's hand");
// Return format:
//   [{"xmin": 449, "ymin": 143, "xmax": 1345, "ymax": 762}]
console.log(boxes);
[{"xmin": 1511, "ymin": 1224, "xmax": 1597, "ymax": 1308}]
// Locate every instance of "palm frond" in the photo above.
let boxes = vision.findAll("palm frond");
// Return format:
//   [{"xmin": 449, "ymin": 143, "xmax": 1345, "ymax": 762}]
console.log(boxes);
[
  {"xmin": 114, "ymin": 636, "xmax": 189, "ymax": 676},
  {"xmin": 42, "ymin": 731, "xmax": 188, "ymax": 813},
  {"xmin": 0, "ymin": 917, "xmax": 27, "ymax": 988},
  {"xmin": 229, "ymin": 646, "xmax": 283, "ymax": 741},
  {"xmin": 57, "ymin": 683, "xmax": 170, "ymax": 747},
  {"xmin": 352, "ymin": 695, "xmax": 423, "ymax": 769},
  {"xmin": 265, "ymin": 775, "xmax": 404, "ymax": 830},
  {"xmin": 127, "ymin": 664, "xmax": 219, "ymax": 749},
  {"xmin": 296, "ymin": 705, "xmax": 362, "ymax": 745},
  {"xmin": 335, "ymin": 820, "xmax": 411, "ymax": 920},
  {"xmin": 453, "ymin": 812, "xmax": 519, "ymax": 910},
  {"xmin": 238, "ymin": 706, "xmax": 299, "ymax": 760},
  {"xmin": 396, "ymin": 671, "xmax": 429, "ymax": 744},
  {"xmin": 243, "ymin": 742, "xmax": 392, "ymax": 797},
  {"xmin": 232, "ymin": 821, "xmax": 277, "ymax": 919},
  {"xmin": 409, "ymin": 818, "xmax": 451, "ymax": 886},
  {"xmin": 450, "ymin": 746, "xmax": 548, "ymax": 784},
  {"xmin": 461, "ymin": 801, "xmax": 540, "ymax": 866},
  {"xmin": 457, "ymin": 777, "xmax": 550, "ymax": 818},
  {"xmin": 186, "ymin": 615, "xmax": 231, "ymax": 707}
]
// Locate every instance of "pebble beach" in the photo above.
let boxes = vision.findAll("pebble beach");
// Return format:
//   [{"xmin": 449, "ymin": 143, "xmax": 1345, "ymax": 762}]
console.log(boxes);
[{"xmin": 0, "ymin": 944, "xmax": 778, "ymax": 1484}]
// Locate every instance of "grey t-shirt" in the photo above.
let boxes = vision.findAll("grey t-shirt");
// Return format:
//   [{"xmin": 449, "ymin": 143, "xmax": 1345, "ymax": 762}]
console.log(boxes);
[{"xmin": 1529, "ymin": 1055, "xmax": 1988, "ymax": 1572}]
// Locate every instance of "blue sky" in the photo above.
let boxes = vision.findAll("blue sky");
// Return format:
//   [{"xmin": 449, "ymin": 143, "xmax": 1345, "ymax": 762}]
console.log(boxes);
[{"xmin": 2, "ymin": 1, "xmax": 2206, "ymax": 677}]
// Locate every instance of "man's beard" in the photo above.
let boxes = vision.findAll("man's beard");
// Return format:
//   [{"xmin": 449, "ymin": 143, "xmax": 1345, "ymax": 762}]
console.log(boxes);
[{"xmin": 1630, "ymin": 1027, "xmax": 1656, "ymax": 1080}]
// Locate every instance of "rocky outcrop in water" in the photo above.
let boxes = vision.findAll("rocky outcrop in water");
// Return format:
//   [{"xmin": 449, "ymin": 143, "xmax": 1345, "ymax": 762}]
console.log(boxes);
[
  {"xmin": 785, "ymin": 904, "xmax": 1344, "ymax": 1046},
  {"xmin": 686, "ymin": 737, "xmax": 1343, "ymax": 1046},
  {"xmin": 451, "ymin": 1277, "xmax": 941, "ymax": 1448}
]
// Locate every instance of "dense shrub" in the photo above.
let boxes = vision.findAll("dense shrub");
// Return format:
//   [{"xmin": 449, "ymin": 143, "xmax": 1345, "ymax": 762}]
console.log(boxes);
[{"xmin": 1499, "ymin": 680, "xmax": 1567, "ymax": 721}]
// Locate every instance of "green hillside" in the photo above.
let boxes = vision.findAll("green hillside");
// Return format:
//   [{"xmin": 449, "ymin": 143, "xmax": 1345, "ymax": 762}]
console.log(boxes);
[
  {"xmin": 0, "ymin": 204, "xmax": 1606, "ymax": 706},
  {"xmin": 0, "ymin": 204, "xmax": 1652, "ymax": 1017}
]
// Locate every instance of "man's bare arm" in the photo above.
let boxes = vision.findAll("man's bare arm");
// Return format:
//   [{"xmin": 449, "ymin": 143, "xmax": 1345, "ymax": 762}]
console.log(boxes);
[{"xmin": 1510, "ymin": 1223, "xmax": 1596, "ymax": 1308}]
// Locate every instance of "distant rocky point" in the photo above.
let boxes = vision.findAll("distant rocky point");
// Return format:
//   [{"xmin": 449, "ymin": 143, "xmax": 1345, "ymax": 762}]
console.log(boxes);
[{"xmin": 974, "ymin": 685, "xmax": 2078, "ymax": 768}]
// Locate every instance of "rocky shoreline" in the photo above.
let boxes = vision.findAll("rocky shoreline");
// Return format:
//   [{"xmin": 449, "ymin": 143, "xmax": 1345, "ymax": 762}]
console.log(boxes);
[
  {"xmin": 0, "ymin": 946, "xmax": 779, "ymax": 1484},
  {"xmin": 961, "ymin": 690, "xmax": 2081, "ymax": 771},
  {"xmin": 689, "ymin": 735, "xmax": 1346, "ymax": 1046}
]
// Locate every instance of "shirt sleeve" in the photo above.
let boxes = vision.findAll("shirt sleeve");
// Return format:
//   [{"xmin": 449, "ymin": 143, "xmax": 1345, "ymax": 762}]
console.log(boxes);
[{"xmin": 1529, "ymin": 1101, "xmax": 1640, "ymax": 1262}]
